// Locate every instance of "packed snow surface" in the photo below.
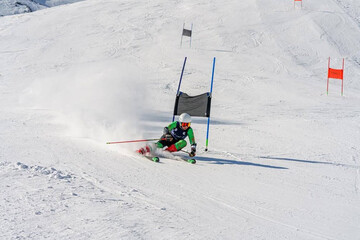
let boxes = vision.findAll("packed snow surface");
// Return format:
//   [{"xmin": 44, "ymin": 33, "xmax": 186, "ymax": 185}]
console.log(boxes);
[{"xmin": 1, "ymin": 0, "xmax": 360, "ymax": 239}]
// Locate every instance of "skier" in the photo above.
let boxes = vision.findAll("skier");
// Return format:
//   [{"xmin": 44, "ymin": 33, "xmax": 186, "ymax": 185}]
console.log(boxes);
[{"xmin": 137, "ymin": 113, "xmax": 197, "ymax": 157}]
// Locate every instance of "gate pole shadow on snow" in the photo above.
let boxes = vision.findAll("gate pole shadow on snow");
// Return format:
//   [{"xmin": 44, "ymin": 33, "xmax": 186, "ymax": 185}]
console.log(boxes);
[
  {"xmin": 260, "ymin": 156, "xmax": 359, "ymax": 169},
  {"xmin": 194, "ymin": 156, "xmax": 288, "ymax": 169}
]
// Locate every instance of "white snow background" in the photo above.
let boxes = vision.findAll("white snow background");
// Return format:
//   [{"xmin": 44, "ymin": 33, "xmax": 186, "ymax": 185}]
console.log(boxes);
[{"xmin": 1, "ymin": 0, "xmax": 360, "ymax": 239}]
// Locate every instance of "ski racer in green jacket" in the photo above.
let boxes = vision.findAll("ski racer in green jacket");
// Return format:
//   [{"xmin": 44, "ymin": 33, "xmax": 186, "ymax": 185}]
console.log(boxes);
[
  {"xmin": 137, "ymin": 113, "xmax": 197, "ymax": 157},
  {"xmin": 157, "ymin": 113, "xmax": 197, "ymax": 157}
]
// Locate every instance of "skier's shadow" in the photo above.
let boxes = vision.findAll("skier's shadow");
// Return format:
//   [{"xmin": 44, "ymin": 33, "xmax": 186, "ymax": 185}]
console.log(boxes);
[{"xmin": 193, "ymin": 156, "xmax": 288, "ymax": 169}]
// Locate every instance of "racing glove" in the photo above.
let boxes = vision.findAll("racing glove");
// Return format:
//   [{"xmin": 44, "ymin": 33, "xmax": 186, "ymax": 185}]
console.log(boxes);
[{"xmin": 189, "ymin": 143, "xmax": 197, "ymax": 157}]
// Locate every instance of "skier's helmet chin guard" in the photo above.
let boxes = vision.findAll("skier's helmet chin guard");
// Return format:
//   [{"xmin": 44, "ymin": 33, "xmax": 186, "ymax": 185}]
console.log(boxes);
[{"xmin": 179, "ymin": 113, "xmax": 191, "ymax": 128}]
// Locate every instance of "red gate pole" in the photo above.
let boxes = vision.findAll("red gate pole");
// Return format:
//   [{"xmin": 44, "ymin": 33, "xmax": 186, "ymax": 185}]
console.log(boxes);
[{"xmin": 106, "ymin": 138, "xmax": 166, "ymax": 144}]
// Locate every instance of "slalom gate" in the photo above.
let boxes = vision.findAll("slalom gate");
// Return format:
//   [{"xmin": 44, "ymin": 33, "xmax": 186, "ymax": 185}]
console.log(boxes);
[
  {"xmin": 172, "ymin": 57, "xmax": 216, "ymax": 151},
  {"xmin": 180, "ymin": 23, "xmax": 193, "ymax": 48},
  {"xmin": 327, "ymin": 57, "xmax": 345, "ymax": 96}
]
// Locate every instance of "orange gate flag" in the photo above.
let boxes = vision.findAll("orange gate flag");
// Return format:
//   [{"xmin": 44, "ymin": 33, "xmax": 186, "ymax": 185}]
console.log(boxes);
[
  {"xmin": 327, "ymin": 57, "xmax": 345, "ymax": 96},
  {"xmin": 328, "ymin": 68, "xmax": 343, "ymax": 79}
]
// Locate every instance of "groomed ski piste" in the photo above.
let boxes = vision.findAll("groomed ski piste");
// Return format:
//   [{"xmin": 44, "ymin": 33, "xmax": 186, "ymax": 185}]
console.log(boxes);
[{"xmin": 1, "ymin": 0, "xmax": 360, "ymax": 239}]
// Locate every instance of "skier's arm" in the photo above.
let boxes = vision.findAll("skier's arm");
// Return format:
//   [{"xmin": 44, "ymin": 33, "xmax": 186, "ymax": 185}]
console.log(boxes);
[
  {"xmin": 167, "ymin": 121, "xmax": 178, "ymax": 131},
  {"xmin": 163, "ymin": 121, "xmax": 177, "ymax": 134},
  {"xmin": 187, "ymin": 128, "xmax": 197, "ymax": 157},
  {"xmin": 162, "ymin": 121, "xmax": 178, "ymax": 141},
  {"xmin": 187, "ymin": 128, "xmax": 196, "ymax": 145}
]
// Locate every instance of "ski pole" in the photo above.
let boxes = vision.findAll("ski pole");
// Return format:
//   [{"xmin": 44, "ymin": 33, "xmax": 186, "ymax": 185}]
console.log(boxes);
[
  {"xmin": 180, "ymin": 149, "xmax": 190, "ymax": 154},
  {"xmin": 106, "ymin": 138, "xmax": 165, "ymax": 144}
]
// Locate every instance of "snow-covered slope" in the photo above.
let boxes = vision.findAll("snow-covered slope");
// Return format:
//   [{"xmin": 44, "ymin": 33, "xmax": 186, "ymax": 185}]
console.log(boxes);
[{"xmin": 1, "ymin": 0, "xmax": 360, "ymax": 239}]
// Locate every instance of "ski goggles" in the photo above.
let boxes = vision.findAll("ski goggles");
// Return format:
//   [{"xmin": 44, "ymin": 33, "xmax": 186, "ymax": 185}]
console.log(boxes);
[{"xmin": 181, "ymin": 122, "xmax": 191, "ymax": 128}]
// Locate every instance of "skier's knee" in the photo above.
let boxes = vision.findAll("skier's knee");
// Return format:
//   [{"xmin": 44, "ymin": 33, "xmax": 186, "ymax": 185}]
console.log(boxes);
[
  {"xmin": 156, "ymin": 142, "xmax": 164, "ymax": 148},
  {"xmin": 175, "ymin": 140, "xmax": 187, "ymax": 150}
]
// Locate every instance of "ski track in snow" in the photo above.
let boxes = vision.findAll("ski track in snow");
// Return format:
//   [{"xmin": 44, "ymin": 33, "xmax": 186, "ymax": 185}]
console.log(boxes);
[
  {"xmin": 131, "ymin": 150, "xmax": 337, "ymax": 239},
  {"xmin": 203, "ymin": 195, "xmax": 336, "ymax": 240},
  {"xmin": 138, "ymin": 151, "xmax": 337, "ymax": 240}
]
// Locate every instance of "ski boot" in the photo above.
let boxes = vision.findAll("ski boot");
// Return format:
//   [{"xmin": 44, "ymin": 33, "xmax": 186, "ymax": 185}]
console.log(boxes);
[
  {"xmin": 136, "ymin": 145, "xmax": 159, "ymax": 162},
  {"xmin": 136, "ymin": 145, "xmax": 151, "ymax": 155}
]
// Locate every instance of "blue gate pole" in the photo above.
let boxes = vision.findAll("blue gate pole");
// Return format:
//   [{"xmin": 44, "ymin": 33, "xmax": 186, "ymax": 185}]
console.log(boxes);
[
  {"xmin": 173, "ymin": 57, "xmax": 187, "ymax": 122},
  {"xmin": 205, "ymin": 57, "xmax": 216, "ymax": 151}
]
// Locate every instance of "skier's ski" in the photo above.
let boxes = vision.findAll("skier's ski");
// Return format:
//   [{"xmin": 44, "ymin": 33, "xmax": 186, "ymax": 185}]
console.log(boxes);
[
  {"xmin": 136, "ymin": 151, "xmax": 159, "ymax": 162},
  {"xmin": 177, "ymin": 157, "xmax": 196, "ymax": 164},
  {"xmin": 140, "ymin": 155, "xmax": 159, "ymax": 162},
  {"xmin": 136, "ymin": 146, "xmax": 159, "ymax": 162},
  {"xmin": 187, "ymin": 158, "xmax": 196, "ymax": 164},
  {"xmin": 145, "ymin": 155, "xmax": 160, "ymax": 162},
  {"xmin": 167, "ymin": 154, "xmax": 196, "ymax": 164}
]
